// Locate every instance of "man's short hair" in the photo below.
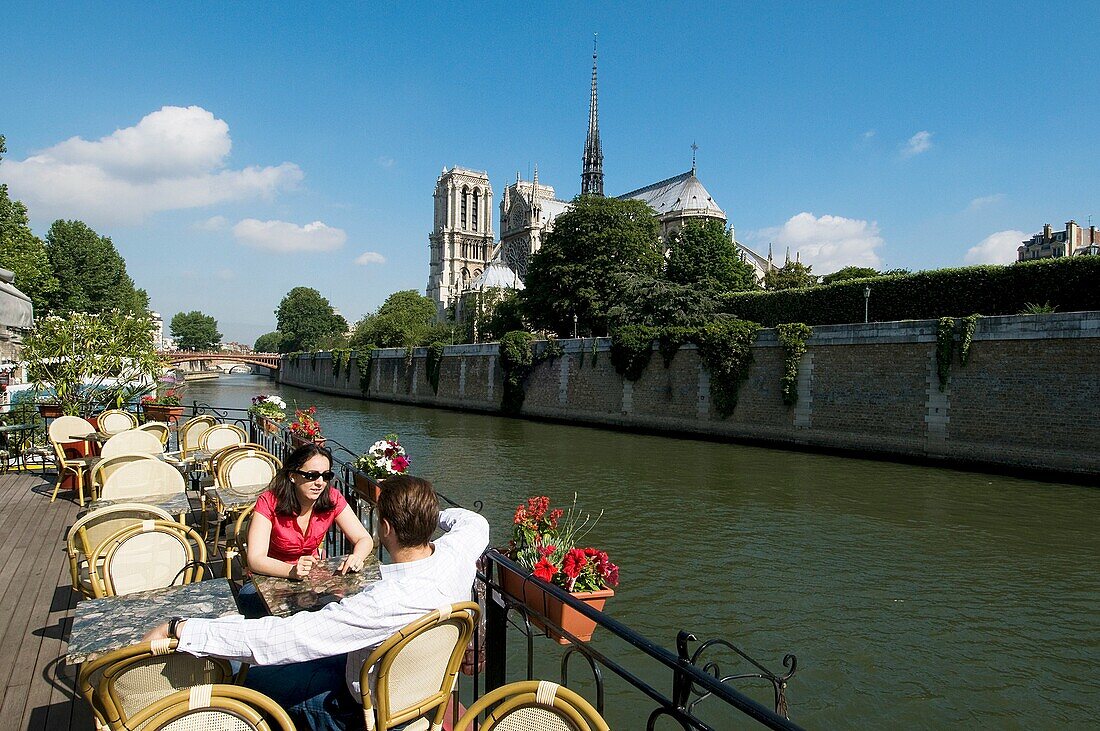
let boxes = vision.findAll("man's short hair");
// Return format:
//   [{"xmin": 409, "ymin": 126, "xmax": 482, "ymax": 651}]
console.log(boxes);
[{"xmin": 377, "ymin": 476, "xmax": 438, "ymax": 547}]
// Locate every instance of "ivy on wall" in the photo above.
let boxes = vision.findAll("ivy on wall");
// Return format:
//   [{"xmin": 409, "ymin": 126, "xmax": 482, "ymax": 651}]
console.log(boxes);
[
  {"xmin": 776, "ymin": 323, "xmax": 812, "ymax": 406},
  {"xmin": 499, "ymin": 331, "xmax": 535, "ymax": 414},
  {"xmin": 425, "ymin": 342, "xmax": 445, "ymax": 394},
  {"xmin": 609, "ymin": 325, "xmax": 658, "ymax": 382},
  {"xmin": 959, "ymin": 314, "xmax": 980, "ymax": 365},
  {"xmin": 936, "ymin": 315, "xmax": 981, "ymax": 390},
  {"xmin": 331, "ymin": 349, "xmax": 352, "ymax": 379},
  {"xmin": 358, "ymin": 349, "xmax": 375, "ymax": 397}
]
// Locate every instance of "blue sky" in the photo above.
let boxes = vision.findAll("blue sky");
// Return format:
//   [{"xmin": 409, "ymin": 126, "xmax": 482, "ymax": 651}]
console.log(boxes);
[{"xmin": 2, "ymin": 2, "xmax": 1096, "ymax": 343}]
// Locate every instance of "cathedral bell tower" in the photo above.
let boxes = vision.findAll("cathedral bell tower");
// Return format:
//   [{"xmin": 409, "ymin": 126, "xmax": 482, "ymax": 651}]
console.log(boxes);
[
  {"xmin": 580, "ymin": 37, "xmax": 604, "ymax": 196},
  {"xmin": 426, "ymin": 167, "xmax": 494, "ymax": 318}
]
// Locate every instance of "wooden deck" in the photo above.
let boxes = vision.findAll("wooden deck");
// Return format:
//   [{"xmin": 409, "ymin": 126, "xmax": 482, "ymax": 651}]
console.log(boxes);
[{"xmin": 0, "ymin": 471, "xmax": 94, "ymax": 730}]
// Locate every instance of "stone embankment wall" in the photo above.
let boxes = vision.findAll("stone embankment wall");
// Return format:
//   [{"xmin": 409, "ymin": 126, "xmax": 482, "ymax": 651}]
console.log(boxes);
[{"xmin": 278, "ymin": 312, "xmax": 1100, "ymax": 476}]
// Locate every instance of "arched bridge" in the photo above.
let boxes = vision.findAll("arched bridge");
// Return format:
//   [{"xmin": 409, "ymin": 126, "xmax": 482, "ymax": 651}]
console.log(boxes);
[{"xmin": 161, "ymin": 351, "xmax": 281, "ymax": 371}]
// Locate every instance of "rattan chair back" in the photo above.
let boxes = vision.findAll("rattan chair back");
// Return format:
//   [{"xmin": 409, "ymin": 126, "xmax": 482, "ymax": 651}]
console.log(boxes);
[
  {"xmin": 122, "ymin": 684, "xmax": 294, "ymax": 731},
  {"xmin": 91, "ymin": 520, "xmax": 206, "ymax": 597},
  {"xmin": 48, "ymin": 415, "xmax": 96, "ymax": 444},
  {"xmin": 180, "ymin": 416, "xmax": 217, "ymax": 458},
  {"xmin": 226, "ymin": 504, "xmax": 255, "ymax": 580},
  {"xmin": 453, "ymin": 680, "xmax": 610, "ymax": 731},
  {"xmin": 100, "ymin": 459, "xmax": 186, "ymax": 500},
  {"xmin": 138, "ymin": 421, "xmax": 171, "ymax": 446},
  {"xmin": 207, "ymin": 443, "xmax": 269, "ymax": 485},
  {"xmin": 48, "ymin": 415, "xmax": 96, "ymax": 505},
  {"xmin": 98, "ymin": 409, "xmax": 139, "ymax": 436},
  {"xmin": 218, "ymin": 450, "xmax": 279, "ymax": 492},
  {"xmin": 65, "ymin": 502, "xmax": 173, "ymax": 599},
  {"xmin": 90, "ymin": 452, "xmax": 159, "ymax": 495},
  {"xmin": 101, "ymin": 429, "xmax": 165, "ymax": 458},
  {"xmin": 361, "ymin": 601, "xmax": 479, "ymax": 731},
  {"xmin": 199, "ymin": 423, "xmax": 248, "ymax": 453}
]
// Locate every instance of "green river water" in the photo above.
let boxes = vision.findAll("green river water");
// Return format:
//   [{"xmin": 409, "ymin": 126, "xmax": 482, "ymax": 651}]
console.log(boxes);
[{"xmin": 189, "ymin": 374, "xmax": 1099, "ymax": 729}]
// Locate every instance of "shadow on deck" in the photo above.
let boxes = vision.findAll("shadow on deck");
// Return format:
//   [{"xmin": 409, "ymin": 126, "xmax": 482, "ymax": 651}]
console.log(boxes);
[{"xmin": 0, "ymin": 471, "xmax": 94, "ymax": 730}]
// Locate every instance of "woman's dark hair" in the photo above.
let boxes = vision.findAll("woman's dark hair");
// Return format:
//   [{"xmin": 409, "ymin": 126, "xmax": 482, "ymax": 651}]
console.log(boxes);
[{"xmin": 268, "ymin": 442, "xmax": 337, "ymax": 515}]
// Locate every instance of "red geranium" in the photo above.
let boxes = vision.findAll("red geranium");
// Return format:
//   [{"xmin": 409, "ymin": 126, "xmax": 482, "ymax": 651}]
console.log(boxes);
[{"xmin": 507, "ymin": 495, "xmax": 618, "ymax": 593}]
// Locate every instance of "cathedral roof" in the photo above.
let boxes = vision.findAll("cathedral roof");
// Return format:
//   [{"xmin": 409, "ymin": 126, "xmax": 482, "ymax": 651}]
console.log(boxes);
[
  {"xmin": 466, "ymin": 260, "xmax": 524, "ymax": 292},
  {"xmin": 618, "ymin": 170, "xmax": 726, "ymax": 219}
]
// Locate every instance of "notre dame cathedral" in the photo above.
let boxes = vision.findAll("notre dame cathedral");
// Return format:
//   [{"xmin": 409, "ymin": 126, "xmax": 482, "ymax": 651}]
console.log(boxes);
[{"xmin": 426, "ymin": 43, "xmax": 771, "ymax": 317}]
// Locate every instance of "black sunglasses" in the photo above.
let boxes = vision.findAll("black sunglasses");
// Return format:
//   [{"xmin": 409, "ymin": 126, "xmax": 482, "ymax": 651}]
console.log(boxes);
[{"xmin": 291, "ymin": 469, "xmax": 336, "ymax": 482}]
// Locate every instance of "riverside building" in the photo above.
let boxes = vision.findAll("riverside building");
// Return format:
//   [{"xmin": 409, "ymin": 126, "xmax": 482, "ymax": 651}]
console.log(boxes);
[{"xmin": 1017, "ymin": 220, "xmax": 1100, "ymax": 260}]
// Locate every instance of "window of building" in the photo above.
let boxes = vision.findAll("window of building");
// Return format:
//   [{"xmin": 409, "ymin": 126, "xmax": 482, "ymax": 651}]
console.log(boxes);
[
  {"xmin": 461, "ymin": 187, "xmax": 468, "ymax": 229},
  {"xmin": 472, "ymin": 189, "xmax": 480, "ymax": 232}
]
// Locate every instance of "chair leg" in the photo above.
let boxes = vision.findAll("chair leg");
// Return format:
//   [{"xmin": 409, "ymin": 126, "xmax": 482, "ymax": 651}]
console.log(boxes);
[
  {"xmin": 50, "ymin": 468, "xmax": 65, "ymax": 503},
  {"xmin": 74, "ymin": 470, "xmax": 85, "ymax": 507}
]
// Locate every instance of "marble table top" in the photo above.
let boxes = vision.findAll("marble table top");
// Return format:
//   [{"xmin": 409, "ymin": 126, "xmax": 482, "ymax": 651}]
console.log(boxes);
[
  {"xmin": 212, "ymin": 483, "xmax": 269, "ymax": 511},
  {"xmin": 66, "ymin": 579, "xmax": 239, "ymax": 665},
  {"xmin": 253, "ymin": 554, "xmax": 381, "ymax": 617},
  {"xmin": 84, "ymin": 491, "xmax": 193, "ymax": 519}
]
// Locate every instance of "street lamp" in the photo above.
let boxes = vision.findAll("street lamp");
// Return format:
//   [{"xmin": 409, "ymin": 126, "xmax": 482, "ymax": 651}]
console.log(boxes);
[
  {"xmin": 864, "ymin": 285, "xmax": 871, "ymax": 323},
  {"xmin": 572, "ymin": 312, "xmax": 578, "ymax": 339}
]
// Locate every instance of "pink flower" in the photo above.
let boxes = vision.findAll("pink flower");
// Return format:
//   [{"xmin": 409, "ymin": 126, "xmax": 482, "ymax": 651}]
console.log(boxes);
[
  {"xmin": 391, "ymin": 455, "xmax": 409, "ymax": 473},
  {"xmin": 533, "ymin": 558, "xmax": 558, "ymax": 582}
]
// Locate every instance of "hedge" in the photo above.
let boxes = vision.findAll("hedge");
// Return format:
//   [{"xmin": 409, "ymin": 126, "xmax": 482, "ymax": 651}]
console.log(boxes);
[{"xmin": 718, "ymin": 257, "xmax": 1100, "ymax": 326}]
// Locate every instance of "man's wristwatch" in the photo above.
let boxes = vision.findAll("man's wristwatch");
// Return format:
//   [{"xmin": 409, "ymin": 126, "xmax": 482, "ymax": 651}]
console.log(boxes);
[{"xmin": 168, "ymin": 616, "xmax": 185, "ymax": 640}]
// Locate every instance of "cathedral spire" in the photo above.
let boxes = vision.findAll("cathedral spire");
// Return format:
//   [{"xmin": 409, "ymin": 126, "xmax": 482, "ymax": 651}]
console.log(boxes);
[{"xmin": 581, "ymin": 35, "xmax": 604, "ymax": 196}]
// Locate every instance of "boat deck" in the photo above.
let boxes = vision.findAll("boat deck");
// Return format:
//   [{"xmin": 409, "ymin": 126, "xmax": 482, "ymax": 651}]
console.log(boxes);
[{"xmin": 0, "ymin": 471, "xmax": 93, "ymax": 730}]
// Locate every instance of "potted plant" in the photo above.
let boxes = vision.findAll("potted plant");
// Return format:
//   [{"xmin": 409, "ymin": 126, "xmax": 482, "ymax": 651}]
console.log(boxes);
[
  {"xmin": 287, "ymin": 406, "xmax": 324, "ymax": 447},
  {"xmin": 248, "ymin": 394, "xmax": 287, "ymax": 434},
  {"xmin": 141, "ymin": 372, "xmax": 186, "ymax": 423},
  {"xmin": 500, "ymin": 495, "xmax": 619, "ymax": 644},
  {"xmin": 352, "ymin": 433, "xmax": 410, "ymax": 503}
]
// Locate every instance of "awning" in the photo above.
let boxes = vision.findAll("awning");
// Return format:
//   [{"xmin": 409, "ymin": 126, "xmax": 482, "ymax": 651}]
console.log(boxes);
[{"xmin": 0, "ymin": 268, "xmax": 34, "ymax": 330}]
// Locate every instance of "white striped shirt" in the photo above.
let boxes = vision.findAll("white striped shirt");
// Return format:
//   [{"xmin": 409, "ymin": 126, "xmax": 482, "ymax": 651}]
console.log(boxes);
[{"xmin": 179, "ymin": 508, "xmax": 489, "ymax": 698}]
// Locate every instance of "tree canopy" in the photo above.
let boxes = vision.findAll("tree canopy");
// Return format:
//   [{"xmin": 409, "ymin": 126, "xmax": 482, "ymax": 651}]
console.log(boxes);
[
  {"xmin": 350, "ymin": 289, "xmax": 439, "ymax": 350},
  {"xmin": 606, "ymin": 273, "xmax": 719, "ymax": 330},
  {"xmin": 253, "ymin": 331, "xmax": 283, "ymax": 353},
  {"xmin": 821, "ymin": 266, "xmax": 880, "ymax": 285},
  {"xmin": 665, "ymin": 220, "xmax": 757, "ymax": 293},
  {"xmin": 764, "ymin": 260, "xmax": 819, "ymax": 290},
  {"xmin": 170, "ymin": 310, "xmax": 222, "ymax": 351},
  {"xmin": 0, "ymin": 135, "xmax": 59, "ymax": 312},
  {"xmin": 275, "ymin": 287, "xmax": 348, "ymax": 352},
  {"xmin": 522, "ymin": 195, "xmax": 662, "ymax": 336},
  {"xmin": 46, "ymin": 219, "xmax": 148, "ymax": 314}
]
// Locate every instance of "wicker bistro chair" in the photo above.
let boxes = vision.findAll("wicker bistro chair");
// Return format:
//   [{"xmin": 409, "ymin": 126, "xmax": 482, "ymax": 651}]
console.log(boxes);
[
  {"xmin": 100, "ymin": 459, "xmax": 187, "ymax": 501},
  {"xmin": 201, "ymin": 444, "xmax": 274, "ymax": 544},
  {"xmin": 453, "ymin": 680, "xmax": 610, "ymax": 731},
  {"xmin": 198, "ymin": 424, "xmax": 248, "ymax": 454},
  {"xmin": 173, "ymin": 415, "xmax": 217, "ymax": 461},
  {"xmin": 360, "ymin": 602, "xmax": 480, "ymax": 731},
  {"xmin": 89, "ymin": 453, "xmax": 160, "ymax": 500},
  {"xmin": 117, "ymin": 684, "xmax": 293, "ymax": 731},
  {"xmin": 66, "ymin": 503, "xmax": 174, "ymax": 599},
  {"xmin": 138, "ymin": 421, "xmax": 171, "ymax": 446},
  {"xmin": 98, "ymin": 409, "xmax": 140, "ymax": 436},
  {"xmin": 101, "ymin": 430, "xmax": 166, "ymax": 459},
  {"xmin": 88, "ymin": 519, "xmax": 207, "ymax": 598},
  {"xmin": 48, "ymin": 415, "xmax": 98, "ymax": 505},
  {"xmin": 77, "ymin": 639, "xmax": 238, "ymax": 731},
  {"xmin": 225, "ymin": 504, "xmax": 255, "ymax": 581}
]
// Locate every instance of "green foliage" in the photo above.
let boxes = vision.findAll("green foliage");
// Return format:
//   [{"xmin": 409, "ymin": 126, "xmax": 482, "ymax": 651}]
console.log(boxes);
[
  {"xmin": 609, "ymin": 325, "xmax": 658, "ymax": 381},
  {"xmin": 464, "ymin": 289, "xmax": 523, "ymax": 343},
  {"xmin": 605, "ymin": 273, "xmax": 718, "ymax": 331},
  {"xmin": 358, "ymin": 349, "xmax": 375, "ymax": 396},
  {"xmin": 425, "ymin": 341, "xmax": 445, "ymax": 393},
  {"xmin": 331, "ymin": 348, "xmax": 352, "ymax": 378},
  {"xmin": 253, "ymin": 331, "xmax": 283, "ymax": 353},
  {"xmin": 169, "ymin": 310, "xmax": 222, "ymax": 351},
  {"xmin": 935, "ymin": 317, "xmax": 955, "ymax": 391},
  {"xmin": 543, "ymin": 336, "xmax": 565, "ymax": 360},
  {"xmin": 764, "ymin": 260, "xmax": 819, "ymax": 290},
  {"xmin": 499, "ymin": 330, "xmax": 535, "ymax": 414},
  {"xmin": 821, "ymin": 266, "xmax": 880, "ymax": 285},
  {"xmin": 45, "ymin": 220, "xmax": 147, "ymax": 314},
  {"xmin": 275, "ymin": 287, "xmax": 348, "ymax": 352},
  {"xmin": 693, "ymin": 317, "xmax": 761, "ymax": 418},
  {"xmin": 522, "ymin": 195, "xmax": 663, "ymax": 336},
  {"xmin": 775, "ymin": 323, "xmax": 813, "ymax": 406},
  {"xmin": 959, "ymin": 314, "xmax": 980, "ymax": 365},
  {"xmin": 23, "ymin": 310, "xmax": 163, "ymax": 415},
  {"xmin": 351, "ymin": 290, "xmax": 438, "ymax": 350},
  {"xmin": 1020, "ymin": 301, "xmax": 1058, "ymax": 314},
  {"xmin": 722, "ymin": 258, "xmax": 1100, "ymax": 326},
  {"xmin": 0, "ymin": 145, "xmax": 58, "ymax": 312},
  {"xmin": 666, "ymin": 220, "xmax": 758, "ymax": 293},
  {"xmin": 657, "ymin": 326, "xmax": 694, "ymax": 366}
]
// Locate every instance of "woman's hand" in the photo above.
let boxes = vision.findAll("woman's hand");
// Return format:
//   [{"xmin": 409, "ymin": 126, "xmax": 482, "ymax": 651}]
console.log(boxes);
[
  {"xmin": 290, "ymin": 555, "xmax": 315, "ymax": 580},
  {"xmin": 337, "ymin": 555, "xmax": 363, "ymax": 575}
]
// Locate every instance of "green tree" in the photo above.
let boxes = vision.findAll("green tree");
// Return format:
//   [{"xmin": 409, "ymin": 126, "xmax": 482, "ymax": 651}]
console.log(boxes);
[
  {"xmin": 350, "ymin": 290, "xmax": 438, "ymax": 350},
  {"xmin": 821, "ymin": 266, "xmax": 880, "ymax": 285},
  {"xmin": 275, "ymin": 287, "xmax": 348, "ymax": 352},
  {"xmin": 0, "ymin": 135, "xmax": 59, "ymax": 312},
  {"xmin": 606, "ymin": 273, "xmax": 718, "ymax": 330},
  {"xmin": 764, "ymin": 261, "xmax": 819, "ymax": 290},
  {"xmin": 665, "ymin": 220, "xmax": 757, "ymax": 293},
  {"xmin": 169, "ymin": 310, "xmax": 222, "ymax": 350},
  {"xmin": 253, "ymin": 331, "xmax": 283, "ymax": 353},
  {"xmin": 45, "ymin": 219, "xmax": 148, "ymax": 313},
  {"xmin": 523, "ymin": 195, "xmax": 662, "ymax": 336}
]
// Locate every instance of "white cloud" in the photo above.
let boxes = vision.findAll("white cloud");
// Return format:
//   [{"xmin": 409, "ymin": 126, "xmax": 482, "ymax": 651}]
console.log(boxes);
[
  {"xmin": 862, "ymin": 129, "xmax": 876, "ymax": 139},
  {"xmin": 966, "ymin": 193, "xmax": 1005, "ymax": 211},
  {"xmin": 964, "ymin": 230, "xmax": 1026, "ymax": 265},
  {"xmin": 902, "ymin": 130, "xmax": 933, "ymax": 157},
  {"xmin": 193, "ymin": 214, "xmax": 229, "ymax": 231},
  {"xmin": 232, "ymin": 218, "xmax": 346, "ymax": 253},
  {"xmin": 354, "ymin": 251, "xmax": 386, "ymax": 266},
  {"xmin": 376, "ymin": 156, "xmax": 395, "ymax": 169},
  {"xmin": 756, "ymin": 212, "xmax": 884, "ymax": 273},
  {"xmin": 0, "ymin": 106, "xmax": 303, "ymax": 225}
]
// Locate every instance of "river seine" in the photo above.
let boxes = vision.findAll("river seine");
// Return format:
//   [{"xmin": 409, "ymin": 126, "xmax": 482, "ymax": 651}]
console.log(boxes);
[{"xmin": 190, "ymin": 374, "xmax": 1099, "ymax": 729}]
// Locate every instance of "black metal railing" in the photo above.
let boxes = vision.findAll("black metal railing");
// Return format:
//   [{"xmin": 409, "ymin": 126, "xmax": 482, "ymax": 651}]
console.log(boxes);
[{"xmin": 199, "ymin": 405, "xmax": 801, "ymax": 729}]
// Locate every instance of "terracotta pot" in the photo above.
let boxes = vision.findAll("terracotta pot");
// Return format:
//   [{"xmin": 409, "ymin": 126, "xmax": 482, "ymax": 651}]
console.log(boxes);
[
  {"xmin": 498, "ymin": 562, "xmax": 614, "ymax": 645},
  {"xmin": 259, "ymin": 417, "xmax": 281, "ymax": 435},
  {"xmin": 143, "ymin": 403, "xmax": 184, "ymax": 423},
  {"xmin": 37, "ymin": 403, "xmax": 64, "ymax": 419},
  {"xmin": 353, "ymin": 473, "xmax": 383, "ymax": 504}
]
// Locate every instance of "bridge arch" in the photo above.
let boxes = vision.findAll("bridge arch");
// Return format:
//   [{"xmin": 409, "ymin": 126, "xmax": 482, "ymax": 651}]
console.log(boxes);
[{"xmin": 160, "ymin": 351, "xmax": 281, "ymax": 372}]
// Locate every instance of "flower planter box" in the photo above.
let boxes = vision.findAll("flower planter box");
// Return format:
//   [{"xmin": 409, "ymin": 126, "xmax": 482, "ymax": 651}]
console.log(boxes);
[
  {"xmin": 498, "ymin": 562, "xmax": 613, "ymax": 645},
  {"xmin": 143, "ymin": 404, "xmax": 184, "ymax": 423},
  {"xmin": 258, "ymin": 417, "xmax": 281, "ymax": 435},
  {"xmin": 290, "ymin": 434, "xmax": 326, "ymax": 450},
  {"xmin": 353, "ymin": 473, "xmax": 383, "ymax": 504},
  {"xmin": 37, "ymin": 403, "xmax": 64, "ymax": 419}
]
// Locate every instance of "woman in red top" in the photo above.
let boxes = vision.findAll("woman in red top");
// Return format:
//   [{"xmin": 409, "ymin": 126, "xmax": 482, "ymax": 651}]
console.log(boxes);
[{"xmin": 245, "ymin": 442, "xmax": 373, "ymax": 582}]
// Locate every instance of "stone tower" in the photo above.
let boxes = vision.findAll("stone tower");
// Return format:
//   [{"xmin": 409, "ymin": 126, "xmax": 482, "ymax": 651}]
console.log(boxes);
[
  {"xmin": 426, "ymin": 167, "xmax": 495, "ymax": 317},
  {"xmin": 580, "ymin": 38, "xmax": 604, "ymax": 196}
]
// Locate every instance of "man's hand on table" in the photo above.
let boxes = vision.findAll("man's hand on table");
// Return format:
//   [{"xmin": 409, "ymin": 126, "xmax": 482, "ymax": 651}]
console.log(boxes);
[{"xmin": 143, "ymin": 621, "xmax": 175, "ymax": 642}]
